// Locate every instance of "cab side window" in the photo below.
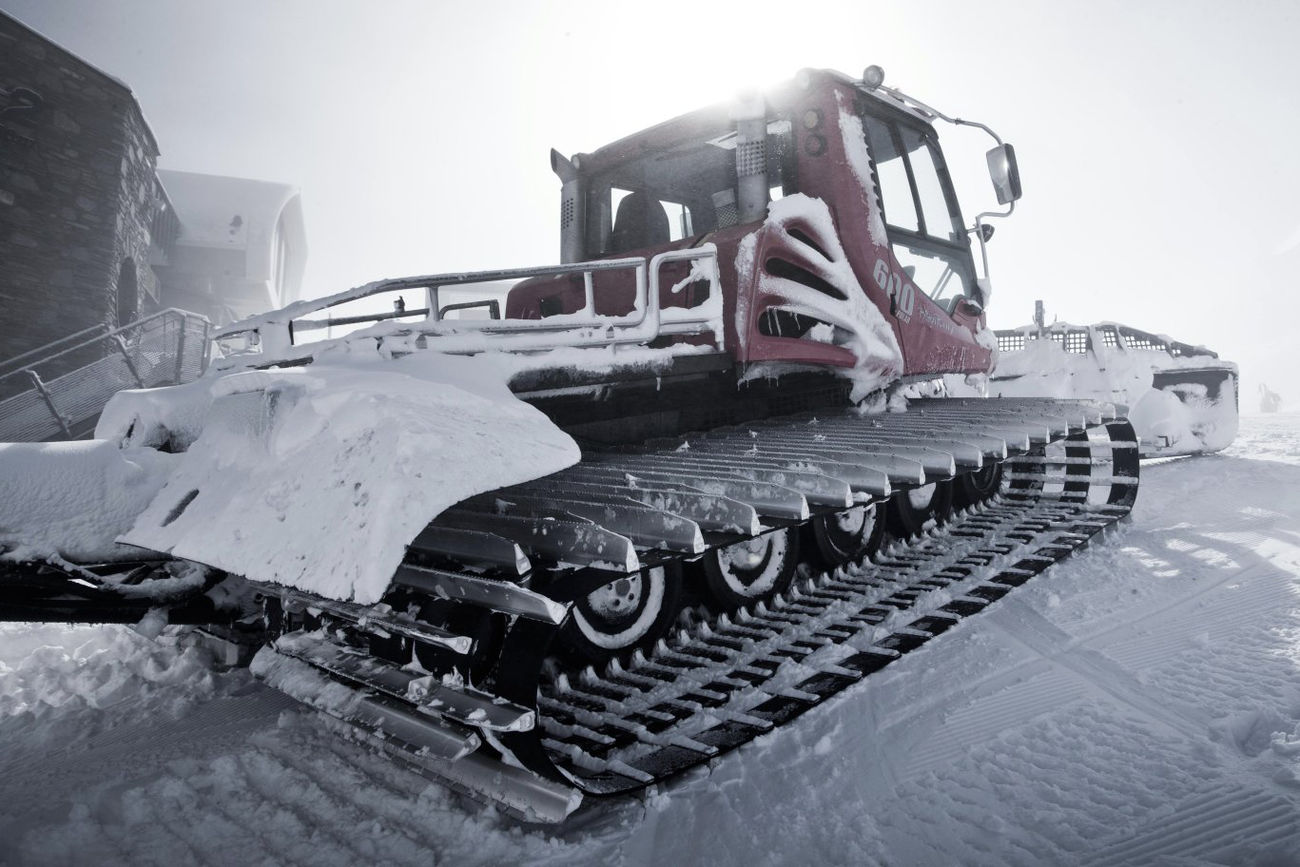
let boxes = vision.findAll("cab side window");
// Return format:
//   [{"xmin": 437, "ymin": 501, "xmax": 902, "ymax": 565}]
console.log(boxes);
[
  {"xmin": 861, "ymin": 112, "xmax": 974, "ymax": 309},
  {"xmin": 862, "ymin": 116, "xmax": 917, "ymax": 232}
]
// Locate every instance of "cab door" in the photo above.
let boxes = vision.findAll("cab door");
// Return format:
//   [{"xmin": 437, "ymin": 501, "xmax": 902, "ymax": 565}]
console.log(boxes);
[{"xmin": 858, "ymin": 109, "xmax": 991, "ymax": 375}]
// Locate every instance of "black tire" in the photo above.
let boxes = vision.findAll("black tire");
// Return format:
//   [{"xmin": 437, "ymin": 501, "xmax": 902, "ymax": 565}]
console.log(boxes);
[
  {"xmin": 808, "ymin": 503, "xmax": 885, "ymax": 569},
  {"xmin": 700, "ymin": 527, "xmax": 800, "ymax": 611},
  {"xmin": 887, "ymin": 480, "xmax": 953, "ymax": 540},
  {"xmin": 559, "ymin": 564, "xmax": 683, "ymax": 666},
  {"xmin": 954, "ymin": 462, "xmax": 1004, "ymax": 509}
]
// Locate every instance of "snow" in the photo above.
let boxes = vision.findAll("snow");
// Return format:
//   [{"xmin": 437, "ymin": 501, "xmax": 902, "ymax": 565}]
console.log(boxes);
[
  {"xmin": 0, "ymin": 624, "xmax": 229, "ymax": 753},
  {"xmin": 0, "ymin": 440, "xmax": 177, "ymax": 563},
  {"xmin": 96, "ymin": 378, "xmax": 217, "ymax": 451},
  {"xmin": 12, "ymin": 314, "xmax": 727, "ymax": 605},
  {"xmin": 741, "ymin": 193, "xmax": 903, "ymax": 401},
  {"xmin": 4, "ymin": 413, "xmax": 1300, "ymax": 864},
  {"xmin": 836, "ymin": 92, "xmax": 890, "ymax": 249},
  {"xmin": 1127, "ymin": 375, "xmax": 1238, "ymax": 453},
  {"xmin": 732, "ymin": 232, "xmax": 758, "ymax": 356},
  {"xmin": 120, "ymin": 349, "xmax": 580, "ymax": 604}
]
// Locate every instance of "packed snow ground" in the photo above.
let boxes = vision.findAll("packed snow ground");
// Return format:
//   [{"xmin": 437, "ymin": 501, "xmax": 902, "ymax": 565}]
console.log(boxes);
[{"xmin": 2, "ymin": 414, "xmax": 1299, "ymax": 865}]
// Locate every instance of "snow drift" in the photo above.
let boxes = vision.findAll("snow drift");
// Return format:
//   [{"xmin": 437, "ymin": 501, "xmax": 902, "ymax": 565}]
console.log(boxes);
[{"xmin": 0, "ymin": 440, "xmax": 177, "ymax": 563}]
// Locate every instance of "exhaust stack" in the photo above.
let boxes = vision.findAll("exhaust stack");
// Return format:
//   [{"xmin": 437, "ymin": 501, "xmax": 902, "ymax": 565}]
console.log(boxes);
[
  {"xmin": 551, "ymin": 149, "xmax": 585, "ymax": 264},
  {"xmin": 734, "ymin": 95, "xmax": 768, "ymax": 225}
]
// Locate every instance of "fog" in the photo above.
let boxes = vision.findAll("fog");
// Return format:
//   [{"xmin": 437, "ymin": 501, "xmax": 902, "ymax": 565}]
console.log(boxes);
[{"xmin": 5, "ymin": 0, "xmax": 1297, "ymax": 407}]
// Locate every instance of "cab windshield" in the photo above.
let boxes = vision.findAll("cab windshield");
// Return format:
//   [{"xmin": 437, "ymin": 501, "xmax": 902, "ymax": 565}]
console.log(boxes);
[{"xmin": 860, "ymin": 109, "xmax": 976, "ymax": 309}]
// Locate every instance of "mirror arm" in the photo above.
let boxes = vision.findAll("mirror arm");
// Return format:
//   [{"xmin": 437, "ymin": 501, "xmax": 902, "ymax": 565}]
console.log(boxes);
[
  {"xmin": 868, "ymin": 82, "xmax": 1008, "ymax": 147},
  {"xmin": 869, "ymin": 76, "xmax": 1018, "ymax": 310},
  {"xmin": 969, "ymin": 200, "xmax": 1015, "ymax": 303},
  {"xmin": 949, "ymin": 116, "xmax": 1005, "ymax": 147}
]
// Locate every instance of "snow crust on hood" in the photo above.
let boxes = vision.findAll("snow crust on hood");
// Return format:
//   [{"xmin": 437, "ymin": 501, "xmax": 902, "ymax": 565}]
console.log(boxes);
[
  {"xmin": 740, "ymin": 193, "xmax": 903, "ymax": 401},
  {"xmin": 117, "ymin": 347, "xmax": 580, "ymax": 604},
  {"xmin": 0, "ymin": 441, "xmax": 178, "ymax": 563}
]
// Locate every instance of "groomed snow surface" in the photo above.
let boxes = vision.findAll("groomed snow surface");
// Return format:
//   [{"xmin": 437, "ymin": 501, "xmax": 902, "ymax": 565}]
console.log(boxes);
[{"xmin": 3, "ymin": 414, "xmax": 1300, "ymax": 865}]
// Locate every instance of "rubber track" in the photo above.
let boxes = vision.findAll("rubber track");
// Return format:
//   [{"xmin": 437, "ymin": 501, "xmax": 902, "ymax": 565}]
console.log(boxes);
[
  {"xmin": 536, "ymin": 493, "xmax": 1131, "ymax": 795},
  {"xmin": 254, "ymin": 402, "xmax": 1140, "ymax": 817}
]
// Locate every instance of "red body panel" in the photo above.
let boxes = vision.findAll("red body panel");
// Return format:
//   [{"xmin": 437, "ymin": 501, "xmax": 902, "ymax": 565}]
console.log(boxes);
[
  {"xmin": 746, "ymin": 80, "xmax": 989, "ymax": 377},
  {"xmin": 509, "ymin": 74, "xmax": 993, "ymax": 382}
]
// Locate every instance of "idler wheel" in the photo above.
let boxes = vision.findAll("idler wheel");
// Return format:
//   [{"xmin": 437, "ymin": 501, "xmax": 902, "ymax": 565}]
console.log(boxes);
[
  {"xmin": 808, "ymin": 503, "xmax": 884, "ymax": 568},
  {"xmin": 560, "ymin": 564, "xmax": 683, "ymax": 665},
  {"xmin": 701, "ymin": 527, "xmax": 799, "ymax": 611},
  {"xmin": 888, "ymin": 480, "xmax": 953, "ymax": 540}
]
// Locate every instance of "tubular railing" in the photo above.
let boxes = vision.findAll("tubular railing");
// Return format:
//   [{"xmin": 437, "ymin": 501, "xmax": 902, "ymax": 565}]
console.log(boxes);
[
  {"xmin": 0, "ymin": 308, "xmax": 211, "ymax": 442},
  {"xmin": 213, "ymin": 246, "xmax": 724, "ymax": 365},
  {"xmin": 993, "ymin": 324, "xmax": 1218, "ymax": 360}
]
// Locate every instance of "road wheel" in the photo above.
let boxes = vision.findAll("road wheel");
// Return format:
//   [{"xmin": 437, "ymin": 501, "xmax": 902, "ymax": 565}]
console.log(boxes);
[
  {"xmin": 809, "ymin": 503, "xmax": 885, "ymax": 568},
  {"xmin": 561, "ymin": 565, "xmax": 682, "ymax": 665},
  {"xmin": 955, "ymin": 462, "xmax": 1004, "ymax": 509},
  {"xmin": 701, "ymin": 527, "xmax": 799, "ymax": 611},
  {"xmin": 888, "ymin": 480, "xmax": 953, "ymax": 539}
]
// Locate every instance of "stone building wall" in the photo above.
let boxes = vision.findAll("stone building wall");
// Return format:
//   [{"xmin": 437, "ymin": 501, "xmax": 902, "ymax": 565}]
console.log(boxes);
[{"xmin": 0, "ymin": 11, "xmax": 162, "ymax": 365}]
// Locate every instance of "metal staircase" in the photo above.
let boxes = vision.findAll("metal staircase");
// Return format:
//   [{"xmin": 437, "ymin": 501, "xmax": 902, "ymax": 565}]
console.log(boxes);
[{"xmin": 0, "ymin": 309, "xmax": 210, "ymax": 442}]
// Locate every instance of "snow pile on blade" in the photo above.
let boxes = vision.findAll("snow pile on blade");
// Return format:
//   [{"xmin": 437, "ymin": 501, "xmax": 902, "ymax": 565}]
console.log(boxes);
[
  {"xmin": 0, "ymin": 441, "xmax": 178, "ymax": 563},
  {"xmin": 118, "ymin": 348, "xmax": 579, "ymax": 604}
]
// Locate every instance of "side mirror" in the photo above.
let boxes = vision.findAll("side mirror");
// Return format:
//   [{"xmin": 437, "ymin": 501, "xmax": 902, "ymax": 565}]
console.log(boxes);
[{"xmin": 986, "ymin": 143, "xmax": 1022, "ymax": 205}]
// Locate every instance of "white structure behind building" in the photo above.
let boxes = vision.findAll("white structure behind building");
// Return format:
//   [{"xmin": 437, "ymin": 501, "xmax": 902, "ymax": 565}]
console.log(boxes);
[{"xmin": 154, "ymin": 169, "xmax": 307, "ymax": 325}]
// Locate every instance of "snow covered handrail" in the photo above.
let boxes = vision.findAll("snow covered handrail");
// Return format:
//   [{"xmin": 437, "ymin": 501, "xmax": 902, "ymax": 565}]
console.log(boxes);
[
  {"xmin": 0, "ymin": 308, "xmax": 208, "ymax": 381},
  {"xmin": 214, "ymin": 246, "xmax": 723, "ymax": 364}
]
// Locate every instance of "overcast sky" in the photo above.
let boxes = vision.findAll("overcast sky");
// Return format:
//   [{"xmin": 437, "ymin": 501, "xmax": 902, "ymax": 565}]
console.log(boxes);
[{"xmin": 4, "ymin": 0, "xmax": 1297, "ymax": 406}]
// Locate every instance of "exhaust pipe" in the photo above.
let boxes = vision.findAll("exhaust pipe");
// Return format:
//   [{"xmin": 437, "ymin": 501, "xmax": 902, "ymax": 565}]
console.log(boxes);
[
  {"xmin": 551, "ymin": 149, "xmax": 585, "ymax": 264},
  {"xmin": 734, "ymin": 95, "xmax": 768, "ymax": 225}
]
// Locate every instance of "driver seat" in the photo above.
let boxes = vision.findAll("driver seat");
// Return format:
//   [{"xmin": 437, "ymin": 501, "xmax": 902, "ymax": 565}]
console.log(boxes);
[{"xmin": 611, "ymin": 192, "xmax": 670, "ymax": 253}]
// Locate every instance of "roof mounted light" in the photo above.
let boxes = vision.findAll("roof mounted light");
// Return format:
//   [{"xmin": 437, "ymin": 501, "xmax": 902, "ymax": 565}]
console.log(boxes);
[{"xmin": 862, "ymin": 65, "xmax": 885, "ymax": 90}]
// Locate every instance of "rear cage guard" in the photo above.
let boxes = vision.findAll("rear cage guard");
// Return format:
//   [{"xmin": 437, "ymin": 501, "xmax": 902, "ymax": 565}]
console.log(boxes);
[
  {"xmin": 993, "ymin": 323, "xmax": 1221, "ymax": 360},
  {"xmin": 213, "ymin": 246, "xmax": 725, "ymax": 364}
]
